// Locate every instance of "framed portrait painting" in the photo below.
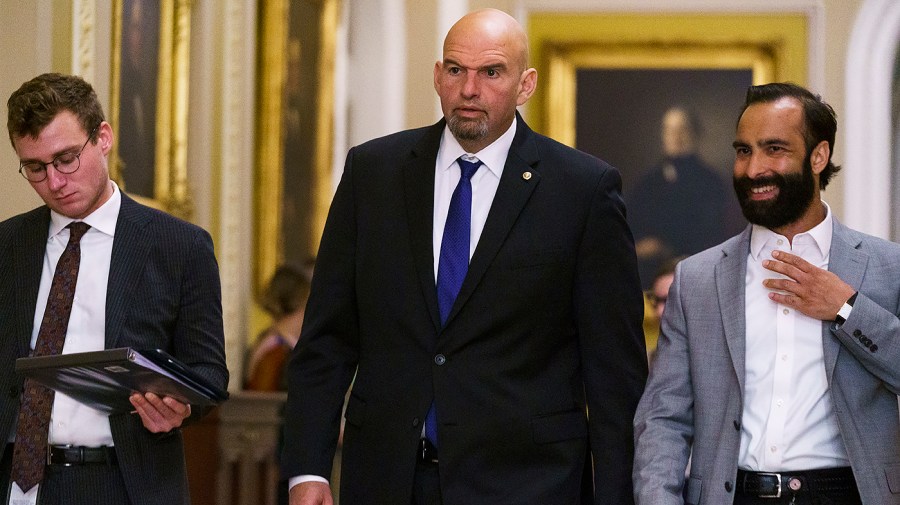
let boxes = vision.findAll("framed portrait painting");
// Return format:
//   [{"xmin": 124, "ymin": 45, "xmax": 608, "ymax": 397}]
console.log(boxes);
[
  {"xmin": 528, "ymin": 12, "xmax": 807, "ymax": 288},
  {"xmin": 109, "ymin": 0, "xmax": 192, "ymax": 218},
  {"xmin": 254, "ymin": 0, "xmax": 339, "ymax": 296}
]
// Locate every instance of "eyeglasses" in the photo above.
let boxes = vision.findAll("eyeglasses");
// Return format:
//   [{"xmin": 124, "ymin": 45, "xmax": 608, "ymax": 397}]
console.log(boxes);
[{"xmin": 18, "ymin": 124, "xmax": 100, "ymax": 183}]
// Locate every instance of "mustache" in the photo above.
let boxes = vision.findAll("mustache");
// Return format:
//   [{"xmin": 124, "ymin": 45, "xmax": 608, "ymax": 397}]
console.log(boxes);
[{"xmin": 733, "ymin": 174, "xmax": 785, "ymax": 192}]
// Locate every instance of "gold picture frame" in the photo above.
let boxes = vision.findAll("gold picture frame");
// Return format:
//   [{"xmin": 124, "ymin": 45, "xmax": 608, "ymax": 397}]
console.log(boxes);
[
  {"xmin": 526, "ymin": 12, "xmax": 808, "ymax": 346},
  {"xmin": 527, "ymin": 13, "xmax": 808, "ymax": 144},
  {"xmin": 109, "ymin": 0, "xmax": 193, "ymax": 219},
  {"xmin": 254, "ymin": 0, "xmax": 339, "ymax": 296}
]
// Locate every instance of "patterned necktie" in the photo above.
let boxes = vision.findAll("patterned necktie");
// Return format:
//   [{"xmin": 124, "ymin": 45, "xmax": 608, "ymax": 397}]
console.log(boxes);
[
  {"xmin": 426, "ymin": 157, "xmax": 482, "ymax": 447},
  {"xmin": 12, "ymin": 222, "xmax": 90, "ymax": 492}
]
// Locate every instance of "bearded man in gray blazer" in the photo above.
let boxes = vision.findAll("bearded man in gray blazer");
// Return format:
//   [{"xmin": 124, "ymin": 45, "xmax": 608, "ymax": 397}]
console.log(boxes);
[{"xmin": 634, "ymin": 82, "xmax": 900, "ymax": 505}]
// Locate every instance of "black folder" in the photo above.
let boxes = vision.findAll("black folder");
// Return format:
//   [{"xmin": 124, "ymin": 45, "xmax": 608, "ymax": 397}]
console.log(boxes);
[{"xmin": 15, "ymin": 348, "xmax": 229, "ymax": 414}]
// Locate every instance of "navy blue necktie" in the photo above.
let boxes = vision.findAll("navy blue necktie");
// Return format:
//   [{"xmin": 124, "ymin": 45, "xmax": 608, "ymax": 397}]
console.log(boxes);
[{"xmin": 425, "ymin": 157, "xmax": 482, "ymax": 447}]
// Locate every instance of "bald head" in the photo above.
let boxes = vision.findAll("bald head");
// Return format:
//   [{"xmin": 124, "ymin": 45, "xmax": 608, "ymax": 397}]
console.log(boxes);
[
  {"xmin": 434, "ymin": 8, "xmax": 537, "ymax": 153},
  {"xmin": 444, "ymin": 9, "xmax": 530, "ymax": 74}
]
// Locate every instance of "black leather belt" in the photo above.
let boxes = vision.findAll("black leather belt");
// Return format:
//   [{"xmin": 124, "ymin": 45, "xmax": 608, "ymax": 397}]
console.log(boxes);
[
  {"xmin": 418, "ymin": 439, "xmax": 438, "ymax": 464},
  {"xmin": 48, "ymin": 445, "xmax": 117, "ymax": 466},
  {"xmin": 736, "ymin": 467, "xmax": 857, "ymax": 498}
]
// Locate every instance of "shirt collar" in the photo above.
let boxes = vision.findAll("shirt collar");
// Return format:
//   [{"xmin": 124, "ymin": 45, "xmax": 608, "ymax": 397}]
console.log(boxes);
[
  {"xmin": 436, "ymin": 119, "xmax": 516, "ymax": 180},
  {"xmin": 749, "ymin": 200, "xmax": 834, "ymax": 262},
  {"xmin": 48, "ymin": 181, "xmax": 121, "ymax": 239}
]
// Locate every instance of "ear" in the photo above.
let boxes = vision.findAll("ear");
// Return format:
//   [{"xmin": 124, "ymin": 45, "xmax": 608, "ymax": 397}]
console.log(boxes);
[
  {"xmin": 96, "ymin": 121, "xmax": 114, "ymax": 156},
  {"xmin": 433, "ymin": 61, "xmax": 442, "ymax": 93},
  {"xmin": 810, "ymin": 140, "xmax": 829, "ymax": 175},
  {"xmin": 516, "ymin": 68, "xmax": 537, "ymax": 106}
]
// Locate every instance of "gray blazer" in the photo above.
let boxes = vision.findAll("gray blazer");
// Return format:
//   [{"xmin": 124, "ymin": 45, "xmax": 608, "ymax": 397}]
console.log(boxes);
[{"xmin": 633, "ymin": 219, "xmax": 900, "ymax": 505}]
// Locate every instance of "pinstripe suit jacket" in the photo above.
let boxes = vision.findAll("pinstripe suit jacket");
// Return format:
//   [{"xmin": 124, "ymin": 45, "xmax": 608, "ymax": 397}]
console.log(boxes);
[
  {"xmin": 634, "ymin": 219, "xmax": 900, "ymax": 504},
  {"xmin": 0, "ymin": 193, "xmax": 228, "ymax": 505}
]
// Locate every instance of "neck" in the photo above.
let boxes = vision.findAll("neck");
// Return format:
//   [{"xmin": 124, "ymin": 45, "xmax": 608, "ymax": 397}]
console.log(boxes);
[{"xmin": 772, "ymin": 199, "xmax": 826, "ymax": 244}]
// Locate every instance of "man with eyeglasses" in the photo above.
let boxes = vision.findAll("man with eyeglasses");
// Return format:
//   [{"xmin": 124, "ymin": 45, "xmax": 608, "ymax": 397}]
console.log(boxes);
[{"xmin": 0, "ymin": 73, "xmax": 227, "ymax": 505}]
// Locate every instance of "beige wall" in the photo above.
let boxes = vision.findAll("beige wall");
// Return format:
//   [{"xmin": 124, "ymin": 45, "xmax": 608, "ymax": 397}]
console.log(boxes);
[{"xmin": 0, "ymin": 1, "xmax": 56, "ymax": 220}]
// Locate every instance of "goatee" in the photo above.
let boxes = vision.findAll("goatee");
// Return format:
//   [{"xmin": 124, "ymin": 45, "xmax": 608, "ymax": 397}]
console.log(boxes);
[
  {"xmin": 733, "ymin": 154, "xmax": 817, "ymax": 230},
  {"xmin": 448, "ymin": 114, "xmax": 488, "ymax": 142}
]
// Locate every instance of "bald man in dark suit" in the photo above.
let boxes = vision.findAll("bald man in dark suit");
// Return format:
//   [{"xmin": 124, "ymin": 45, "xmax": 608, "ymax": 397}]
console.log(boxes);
[{"xmin": 281, "ymin": 9, "xmax": 646, "ymax": 505}]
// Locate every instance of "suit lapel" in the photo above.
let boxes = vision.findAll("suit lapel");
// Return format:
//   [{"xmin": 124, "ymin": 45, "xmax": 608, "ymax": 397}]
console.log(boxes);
[
  {"xmin": 404, "ymin": 122, "xmax": 444, "ymax": 332},
  {"xmin": 822, "ymin": 220, "xmax": 867, "ymax": 380},
  {"xmin": 444, "ymin": 116, "xmax": 540, "ymax": 327},
  {"xmin": 15, "ymin": 208, "xmax": 51, "ymax": 357},
  {"xmin": 717, "ymin": 227, "xmax": 751, "ymax": 393},
  {"xmin": 105, "ymin": 194, "xmax": 154, "ymax": 348}
]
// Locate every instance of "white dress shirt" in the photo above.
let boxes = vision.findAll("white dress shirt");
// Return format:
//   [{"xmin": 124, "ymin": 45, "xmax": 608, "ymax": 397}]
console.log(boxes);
[
  {"xmin": 31, "ymin": 182, "xmax": 121, "ymax": 447},
  {"xmin": 738, "ymin": 202, "xmax": 850, "ymax": 471}
]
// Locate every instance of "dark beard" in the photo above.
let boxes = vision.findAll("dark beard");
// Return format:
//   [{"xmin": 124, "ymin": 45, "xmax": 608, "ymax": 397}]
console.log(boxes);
[
  {"xmin": 732, "ymin": 154, "xmax": 816, "ymax": 229},
  {"xmin": 447, "ymin": 114, "xmax": 488, "ymax": 142}
]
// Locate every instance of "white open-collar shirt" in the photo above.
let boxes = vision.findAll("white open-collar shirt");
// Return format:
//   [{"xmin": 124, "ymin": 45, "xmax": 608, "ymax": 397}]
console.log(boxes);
[{"xmin": 739, "ymin": 201, "xmax": 850, "ymax": 471}]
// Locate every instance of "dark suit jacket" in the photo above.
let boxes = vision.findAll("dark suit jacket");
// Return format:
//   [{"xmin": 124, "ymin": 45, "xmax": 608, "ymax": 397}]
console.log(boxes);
[
  {"xmin": 0, "ymin": 193, "xmax": 228, "ymax": 505},
  {"xmin": 281, "ymin": 115, "xmax": 647, "ymax": 504}
]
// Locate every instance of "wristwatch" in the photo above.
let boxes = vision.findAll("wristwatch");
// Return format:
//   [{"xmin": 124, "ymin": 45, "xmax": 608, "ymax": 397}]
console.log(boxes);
[{"xmin": 835, "ymin": 291, "xmax": 858, "ymax": 325}]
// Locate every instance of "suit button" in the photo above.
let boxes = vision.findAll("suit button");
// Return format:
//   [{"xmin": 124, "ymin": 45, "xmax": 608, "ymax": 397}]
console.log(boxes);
[
  {"xmin": 434, "ymin": 354, "xmax": 446, "ymax": 366},
  {"xmin": 871, "ymin": 344, "xmax": 878, "ymax": 352},
  {"xmin": 733, "ymin": 420, "xmax": 740, "ymax": 431},
  {"xmin": 853, "ymin": 329, "xmax": 862, "ymax": 337},
  {"xmin": 412, "ymin": 417, "xmax": 420, "ymax": 427},
  {"xmin": 725, "ymin": 481, "xmax": 733, "ymax": 492},
  {"xmin": 862, "ymin": 337, "xmax": 872, "ymax": 346}
]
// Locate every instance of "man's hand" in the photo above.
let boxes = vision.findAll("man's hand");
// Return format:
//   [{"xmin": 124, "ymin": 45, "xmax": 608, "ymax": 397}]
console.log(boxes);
[
  {"xmin": 290, "ymin": 481, "xmax": 333, "ymax": 505},
  {"xmin": 762, "ymin": 250, "xmax": 856, "ymax": 321},
  {"xmin": 129, "ymin": 392, "xmax": 191, "ymax": 433}
]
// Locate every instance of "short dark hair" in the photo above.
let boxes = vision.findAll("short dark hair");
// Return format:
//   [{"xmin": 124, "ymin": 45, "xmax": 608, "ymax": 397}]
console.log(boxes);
[
  {"xmin": 7, "ymin": 73, "xmax": 105, "ymax": 146},
  {"xmin": 739, "ymin": 82, "xmax": 841, "ymax": 189},
  {"xmin": 260, "ymin": 265, "xmax": 312, "ymax": 319}
]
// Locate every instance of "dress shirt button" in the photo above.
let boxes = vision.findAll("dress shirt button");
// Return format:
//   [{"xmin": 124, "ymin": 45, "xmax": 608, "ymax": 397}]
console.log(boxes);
[
  {"xmin": 782, "ymin": 308, "xmax": 790, "ymax": 315},
  {"xmin": 434, "ymin": 354, "xmax": 446, "ymax": 366},
  {"xmin": 725, "ymin": 481, "xmax": 733, "ymax": 492},
  {"xmin": 412, "ymin": 417, "xmax": 420, "ymax": 427}
]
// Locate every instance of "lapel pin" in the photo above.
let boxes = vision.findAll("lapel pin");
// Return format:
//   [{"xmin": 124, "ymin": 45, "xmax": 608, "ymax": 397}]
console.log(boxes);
[{"xmin": 522, "ymin": 172, "xmax": 532, "ymax": 181}]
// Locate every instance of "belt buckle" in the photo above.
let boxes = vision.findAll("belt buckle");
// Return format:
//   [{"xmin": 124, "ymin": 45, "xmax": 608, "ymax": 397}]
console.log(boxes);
[{"xmin": 757, "ymin": 472, "xmax": 782, "ymax": 498}]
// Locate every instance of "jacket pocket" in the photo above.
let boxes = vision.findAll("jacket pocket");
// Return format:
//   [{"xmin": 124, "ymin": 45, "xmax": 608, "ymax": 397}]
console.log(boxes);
[
  {"xmin": 685, "ymin": 476, "xmax": 702, "ymax": 504},
  {"xmin": 531, "ymin": 409, "xmax": 586, "ymax": 444},
  {"xmin": 887, "ymin": 463, "xmax": 900, "ymax": 494}
]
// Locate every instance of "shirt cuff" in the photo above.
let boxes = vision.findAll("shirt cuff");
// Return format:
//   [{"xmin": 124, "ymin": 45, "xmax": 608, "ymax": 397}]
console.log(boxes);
[{"xmin": 288, "ymin": 475, "xmax": 329, "ymax": 492}]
